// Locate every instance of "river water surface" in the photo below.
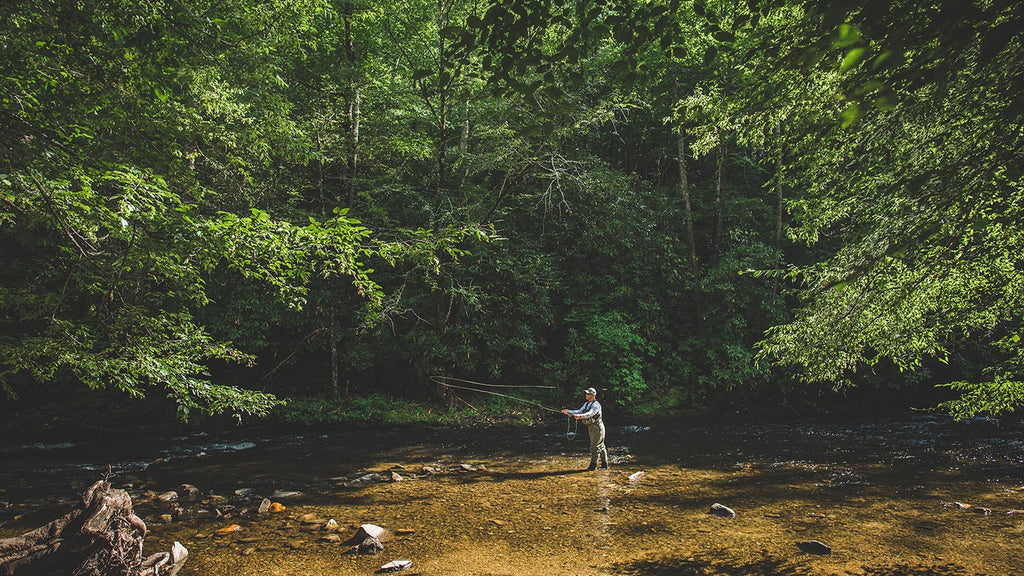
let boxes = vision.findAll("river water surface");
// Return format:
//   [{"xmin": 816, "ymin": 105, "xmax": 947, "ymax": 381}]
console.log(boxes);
[{"xmin": 2, "ymin": 414, "xmax": 1024, "ymax": 575}]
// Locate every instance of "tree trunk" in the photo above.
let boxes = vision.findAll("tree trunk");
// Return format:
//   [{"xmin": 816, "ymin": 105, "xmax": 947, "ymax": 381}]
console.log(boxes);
[
  {"xmin": 344, "ymin": 2, "xmax": 360, "ymax": 208},
  {"xmin": 330, "ymin": 300, "xmax": 341, "ymax": 398},
  {"xmin": 714, "ymin": 134, "xmax": 724, "ymax": 253},
  {"xmin": 0, "ymin": 481, "xmax": 187, "ymax": 576},
  {"xmin": 435, "ymin": 0, "xmax": 448, "ymax": 200},
  {"xmin": 460, "ymin": 98, "xmax": 469, "ymax": 156},
  {"xmin": 672, "ymin": 79, "xmax": 702, "ymax": 326},
  {"xmin": 775, "ymin": 118, "xmax": 784, "ymax": 246},
  {"xmin": 674, "ymin": 104, "xmax": 699, "ymax": 279}
]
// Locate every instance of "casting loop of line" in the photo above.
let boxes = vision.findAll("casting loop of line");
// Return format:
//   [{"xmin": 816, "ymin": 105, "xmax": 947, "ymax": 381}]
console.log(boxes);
[{"xmin": 431, "ymin": 375, "xmax": 579, "ymax": 440}]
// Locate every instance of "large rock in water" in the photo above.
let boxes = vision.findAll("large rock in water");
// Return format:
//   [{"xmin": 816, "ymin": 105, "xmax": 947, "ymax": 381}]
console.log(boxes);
[
  {"xmin": 357, "ymin": 536, "xmax": 383, "ymax": 555},
  {"xmin": 345, "ymin": 523, "xmax": 390, "ymax": 555}
]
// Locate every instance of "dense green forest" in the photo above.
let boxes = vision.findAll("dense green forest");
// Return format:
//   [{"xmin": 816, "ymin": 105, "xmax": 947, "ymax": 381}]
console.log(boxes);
[{"xmin": 1, "ymin": 0, "xmax": 1022, "ymax": 430}]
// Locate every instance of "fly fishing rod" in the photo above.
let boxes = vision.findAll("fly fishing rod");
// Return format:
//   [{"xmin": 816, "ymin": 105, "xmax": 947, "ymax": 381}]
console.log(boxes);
[
  {"xmin": 431, "ymin": 376, "xmax": 562, "ymax": 413},
  {"xmin": 431, "ymin": 375, "xmax": 579, "ymax": 439}
]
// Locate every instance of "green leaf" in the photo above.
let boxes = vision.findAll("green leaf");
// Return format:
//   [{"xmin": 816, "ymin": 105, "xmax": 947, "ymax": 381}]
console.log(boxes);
[
  {"xmin": 840, "ymin": 102, "xmax": 861, "ymax": 128},
  {"xmin": 702, "ymin": 46, "xmax": 718, "ymax": 67},
  {"xmin": 840, "ymin": 47, "xmax": 868, "ymax": 73},
  {"xmin": 714, "ymin": 31, "xmax": 735, "ymax": 43},
  {"xmin": 833, "ymin": 23, "xmax": 861, "ymax": 48}
]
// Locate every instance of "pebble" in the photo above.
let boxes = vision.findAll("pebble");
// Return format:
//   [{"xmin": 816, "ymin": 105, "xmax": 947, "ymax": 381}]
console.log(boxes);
[
  {"xmin": 177, "ymin": 484, "xmax": 201, "ymax": 501},
  {"xmin": 157, "ymin": 491, "xmax": 178, "ymax": 504},
  {"xmin": 270, "ymin": 490, "xmax": 304, "ymax": 501},
  {"xmin": 709, "ymin": 503, "xmax": 736, "ymax": 518},
  {"xmin": 797, "ymin": 540, "xmax": 832, "ymax": 555}
]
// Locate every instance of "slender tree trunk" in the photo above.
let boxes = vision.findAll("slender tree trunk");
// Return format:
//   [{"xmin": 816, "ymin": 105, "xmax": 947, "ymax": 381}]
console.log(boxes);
[
  {"xmin": 458, "ymin": 97, "xmax": 470, "ymax": 194},
  {"xmin": 775, "ymin": 118, "xmax": 784, "ymax": 246},
  {"xmin": 330, "ymin": 302, "xmax": 341, "ymax": 398},
  {"xmin": 347, "ymin": 89, "xmax": 360, "ymax": 208},
  {"xmin": 316, "ymin": 132, "xmax": 341, "ymax": 399},
  {"xmin": 435, "ymin": 0, "xmax": 448, "ymax": 199},
  {"xmin": 714, "ymin": 134, "xmax": 724, "ymax": 253},
  {"xmin": 673, "ymin": 80, "xmax": 701, "ymax": 326},
  {"xmin": 460, "ymin": 98, "xmax": 469, "ymax": 156},
  {"xmin": 344, "ymin": 2, "xmax": 360, "ymax": 208},
  {"xmin": 673, "ymin": 98, "xmax": 698, "ymax": 278}
]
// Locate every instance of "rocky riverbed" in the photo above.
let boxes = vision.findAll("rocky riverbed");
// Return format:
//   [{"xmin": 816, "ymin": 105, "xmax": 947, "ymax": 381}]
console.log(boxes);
[{"xmin": 2, "ymin": 414, "xmax": 1024, "ymax": 575}]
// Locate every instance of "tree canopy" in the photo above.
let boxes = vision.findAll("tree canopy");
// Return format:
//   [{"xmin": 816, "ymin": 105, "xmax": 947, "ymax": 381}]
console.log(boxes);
[{"xmin": 1, "ymin": 0, "xmax": 1021, "ymax": 424}]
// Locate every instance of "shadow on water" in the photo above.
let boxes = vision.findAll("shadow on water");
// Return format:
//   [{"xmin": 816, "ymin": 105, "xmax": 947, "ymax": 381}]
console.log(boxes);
[{"xmin": 612, "ymin": 556, "xmax": 980, "ymax": 576}]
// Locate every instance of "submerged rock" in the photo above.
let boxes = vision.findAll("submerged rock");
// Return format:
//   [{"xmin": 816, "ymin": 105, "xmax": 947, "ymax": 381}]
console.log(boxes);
[
  {"xmin": 797, "ymin": 540, "xmax": 832, "ymax": 555},
  {"xmin": 344, "ymin": 473, "xmax": 388, "ymax": 487},
  {"xmin": 709, "ymin": 503, "xmax": 736, "ymax": 518},
  {"xmin": 379, "ymin": 559, "xmax": 412, "ymax": 572},
  {"xmin": 213, "ymin": 524, "xmax": 242, "ymax": 535},
  {"xmin": 354, "ymin": 524, "xmax": 391, "ymax": 541},
  {"xmin": 157, "ymin": 491, "xmax": 179, "ymax": 508},
  {"xmin": 270, "ymin": 490, "xmax": 304, "ymax": 501},
  {"xmin": 298, "ymin": 513, "xmax": 325, "ymax": 524},
  {"xmin": 177, "ymin": 484, "xmax": 200, "ymax": 502},
  {"xmin": 358, "ymin": 536, "xmax": 384, "ymax": 554}
]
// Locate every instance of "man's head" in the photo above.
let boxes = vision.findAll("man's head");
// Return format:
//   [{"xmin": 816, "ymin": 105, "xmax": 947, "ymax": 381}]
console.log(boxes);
[{"xmin": 584, "ymin": 387, "xmax": 597, "ymax": 398}]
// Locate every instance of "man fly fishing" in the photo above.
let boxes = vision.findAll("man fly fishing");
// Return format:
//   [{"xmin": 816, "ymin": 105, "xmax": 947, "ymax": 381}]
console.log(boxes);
[
  {"xmin": 562, "ymin": 387, "xmax": 609, "ymax": 471},
  {"xmin": 433, "ymin": 376, "xmax": 610, "ymax": 471}
]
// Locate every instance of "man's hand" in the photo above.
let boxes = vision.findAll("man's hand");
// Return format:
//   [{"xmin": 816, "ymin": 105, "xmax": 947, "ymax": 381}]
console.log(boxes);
[{"xmin": 561, "ymin": 409, "xmax": 569, "ymax": 415}]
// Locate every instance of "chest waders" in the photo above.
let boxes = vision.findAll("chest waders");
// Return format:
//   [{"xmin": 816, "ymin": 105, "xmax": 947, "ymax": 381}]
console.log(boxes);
[{"xmin": 584, "ymin": 413, "xmax": 608, "ymax": 469}]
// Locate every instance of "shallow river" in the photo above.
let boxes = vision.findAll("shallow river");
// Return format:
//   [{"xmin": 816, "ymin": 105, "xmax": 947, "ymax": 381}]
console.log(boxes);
[{"xmin": 2, "ymin": 413, "xmax": 1024, "ymax": 575}]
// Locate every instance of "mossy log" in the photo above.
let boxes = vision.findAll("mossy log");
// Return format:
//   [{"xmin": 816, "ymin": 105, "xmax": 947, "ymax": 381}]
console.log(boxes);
[{"xmin": 0, "ymin": 480, "xmax": 186, "ymax": 576}]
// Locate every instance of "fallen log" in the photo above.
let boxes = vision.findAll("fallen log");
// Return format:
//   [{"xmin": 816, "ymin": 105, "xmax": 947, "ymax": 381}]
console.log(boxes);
[{"xmin": 0, "ymin": 480, "xmax": 187, "ymax": 576}]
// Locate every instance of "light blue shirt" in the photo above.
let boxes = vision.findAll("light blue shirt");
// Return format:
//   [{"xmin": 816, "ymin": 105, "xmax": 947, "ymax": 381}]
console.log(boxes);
[{"xmin": 570, "ymin": 399, "xmax": 602, "ymax": 420}]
